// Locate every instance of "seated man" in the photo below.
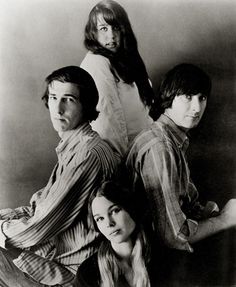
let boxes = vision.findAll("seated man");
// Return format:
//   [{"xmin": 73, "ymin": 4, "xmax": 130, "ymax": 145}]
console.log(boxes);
[
  {"xmin": 0, "ymin": 66, "xmax": 120, "ymax": 286},
  {"xmin": 126, "ymin": 63, "xmax": 236, "ymax": 284}
]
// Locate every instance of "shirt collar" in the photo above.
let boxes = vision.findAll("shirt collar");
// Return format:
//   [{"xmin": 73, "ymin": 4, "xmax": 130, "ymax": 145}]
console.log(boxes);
[
  {"xmin": 56, "ymin": 122, "xmax": 90, "ymax": 155},
  {"xmin": 158, "ymin": 114, "xmax": 189, "ymax": 151}
]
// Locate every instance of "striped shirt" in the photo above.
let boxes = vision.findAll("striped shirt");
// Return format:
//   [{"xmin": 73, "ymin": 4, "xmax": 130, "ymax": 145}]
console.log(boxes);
[
  {"xmin": 126, "ymin": 115, "xmax": 218, "ymax": 252},
  {"xmin": 0, "ymin": 123, "xmax": 120, "ymax": 286}
]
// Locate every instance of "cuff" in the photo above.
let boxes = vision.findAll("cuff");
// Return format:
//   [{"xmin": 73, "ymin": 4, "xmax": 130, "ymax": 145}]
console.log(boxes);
[
  {"xmin": 178, "ymin": 219, "xmax": 198, "ymax": 252},
  {"xmin": 0, "ymin": 220, "xmax": 8, "ymax": 248}
]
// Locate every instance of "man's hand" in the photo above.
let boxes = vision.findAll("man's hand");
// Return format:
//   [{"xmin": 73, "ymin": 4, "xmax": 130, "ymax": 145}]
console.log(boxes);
[
  {"xmin": 189, "ymin": 198, "xmax": 236, "ymax": 244},
  {"xmin": 220, "ymin": 199, "xmax": 236, "ymax": 228}
]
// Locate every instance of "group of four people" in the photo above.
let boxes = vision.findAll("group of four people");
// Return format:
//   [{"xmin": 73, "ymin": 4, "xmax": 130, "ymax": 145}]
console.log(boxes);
[{"xmin": 0, "ymin": 0, "xmax": 235, "ymax": 286}]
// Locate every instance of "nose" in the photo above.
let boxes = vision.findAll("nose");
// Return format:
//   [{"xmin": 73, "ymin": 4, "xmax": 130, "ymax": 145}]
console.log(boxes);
[
  {"xmin": 191, "ymin": 98, "xmax": 201, "ymax": 113},
  {"xmin": 54, "ymin": 99, "xmax": 64, "ymax": 115},
  {"xmin": 106, "ymin": 215, "xmax": 115, "ymax": 227},
  {"xmin": 107, "ymin": 27, "xmax": 115, "ymax": 39}
]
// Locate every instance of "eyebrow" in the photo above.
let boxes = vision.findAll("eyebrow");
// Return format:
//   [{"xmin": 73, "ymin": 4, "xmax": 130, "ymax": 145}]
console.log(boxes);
[
  {"xmin": 64, "ymin": 94, "xmax": 79, "ymax": 99},
  {"xmin": 48, "ymin": 93, "xmax": 79, "ymax": 99},
  {"xmin": 97, "ymin": 21, "xmax": 108, "ymax": 27}
]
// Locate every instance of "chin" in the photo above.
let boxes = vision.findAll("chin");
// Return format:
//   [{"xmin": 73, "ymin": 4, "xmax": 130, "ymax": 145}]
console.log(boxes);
[
  {"xmin": 188, "ymin": 123, "xmax": 199, "ymax": 129},
  {"xmin": 110, "ymin": 237, "xmax": 124, "ymax": 244},
  {"xmin": 54, "ymin": 127, "xmax": 69, "ymax": 133},
  {"xmin": 182, "ymin": 121, "xmax": 199, "ymax": 130},
  {"xmin": 111, "ymin": 239, "xmax": 124, "ymax": 244}
]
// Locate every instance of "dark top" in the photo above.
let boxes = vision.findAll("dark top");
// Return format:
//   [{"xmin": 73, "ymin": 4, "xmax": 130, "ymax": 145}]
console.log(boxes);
[
  {"xmin": 73, "ymin": 253, "xmax": 100, "ymax": 287},
  {"xmin": 73, "ymin": 252, "xmax": 161, "ymax": 287}
]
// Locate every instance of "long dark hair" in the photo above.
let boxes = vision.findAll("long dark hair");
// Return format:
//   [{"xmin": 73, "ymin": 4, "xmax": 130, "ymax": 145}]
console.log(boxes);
[
  {"xmin": 84, "ymin": 0, "xmax": 157, "ymax": 119},
  {"xmin": 89, "ymin": 181, "xmax": 151, "ymax": 287}
]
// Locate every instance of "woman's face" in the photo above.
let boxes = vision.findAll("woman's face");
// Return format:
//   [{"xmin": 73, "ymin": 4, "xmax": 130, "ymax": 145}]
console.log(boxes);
[
  {"xmin": 96, "ymin": 14, "xmax": 121, "ymax": 53},
  {"xmin": 92, "ymin": 196, "xmax": 136, "ymax": 244}
]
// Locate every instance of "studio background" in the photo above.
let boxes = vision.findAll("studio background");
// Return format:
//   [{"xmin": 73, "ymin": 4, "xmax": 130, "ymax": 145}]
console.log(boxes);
[{"xmin": 0, "ymin": 0, "xmax": 235, "ymax": 221}]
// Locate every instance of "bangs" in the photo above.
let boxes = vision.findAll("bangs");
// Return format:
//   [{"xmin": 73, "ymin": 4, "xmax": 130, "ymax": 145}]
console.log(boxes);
[
  {"xmin": 96, "ymin": 181, "xmax": 137, "ymax": 220},
  {"xmin": 103, "ymin": 10, "xmax": 119, "ymax": 27},
  {"xmin": 175, "ymin": 76, "xmax": 211, "ymax": 97},
  {"xmin": 95, "ymin": 7, "xmax": 120, "ymax": 28}
]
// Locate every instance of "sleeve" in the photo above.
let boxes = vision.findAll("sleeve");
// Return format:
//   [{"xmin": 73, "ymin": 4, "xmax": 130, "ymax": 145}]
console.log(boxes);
[
  {"xmin": 0, "ymin": 188, "xmax": 45, "ymax": 221},
  {"xmin": 0, "ymin": 207, "xmax": 32, "ymax": 220},
  {"xmin": 137, "ymin": 144, "xmax": 198, "ymax": 252},
  {"xmin": 13, "ymin": 251, "xmax": 75, "ymax": 286},
  {"xmin": 0, "ymin": 247, "xmax": 44, "ymax": 287},
  {"xmin": 182, "ymin": 181, "xmax": 219, "ymax": 220},
  {"xmin": 3, "ymin": 150, "xmax": 103, "ymax": 249},
  {"xmin": 81, "ymin": 53, "xmax": 128, "ymax": 156}
]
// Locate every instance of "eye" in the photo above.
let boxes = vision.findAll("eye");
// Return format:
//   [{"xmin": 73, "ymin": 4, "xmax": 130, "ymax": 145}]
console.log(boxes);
[
  {"xmin": 179, "ymin": 94, "xmax": 192, "ymax": 102},
  {"xmin": 111, "ymin": 207, "xmax": 121, "ymax": 215},
  {"xmin": 95, "ymin": 216, "xmax": 104, "ymax": 223},
  {"xmin": 199, "ymin": 95, "xmax": 207, "ymax": 102},
  {"xmin": 48, "ymin": 95, "xmax": 57, "ymax": 101},
  {"xmin": 63, "ymin": 97, "xmax": 76, "ymax": 103},
  {"xmin": 99, "ymin": 26, "xmax": 108, "ymax": 32},
  {"xmin": 113, "ymin": 25, "xmax": 120, "ymax": 31},
  {"xmin": 68, "ymin": 97, "xmax": 76, "ymax": 102},
  {"xmin": 184, "ymin": 95, "xmax": 192, "ymax": 100}
]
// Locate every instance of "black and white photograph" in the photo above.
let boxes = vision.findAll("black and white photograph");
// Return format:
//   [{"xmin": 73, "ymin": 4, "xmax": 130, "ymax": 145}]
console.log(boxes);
[{"xmin": 0, "ymin": 0, "xmax": 235, "ymax": 286}]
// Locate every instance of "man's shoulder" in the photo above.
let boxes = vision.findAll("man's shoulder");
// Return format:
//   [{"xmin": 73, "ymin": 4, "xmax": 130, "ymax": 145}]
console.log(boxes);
[
  {"xmin": 74, "ymin": 128, "xmax": 118, "ymax": 164},
  {"xmin": 77, "ymin": 128, "xmax": 111, "ymax": 152},
  {"xmin": 129, "ymin": 121, "xmax": 171, "ymax": 154}
]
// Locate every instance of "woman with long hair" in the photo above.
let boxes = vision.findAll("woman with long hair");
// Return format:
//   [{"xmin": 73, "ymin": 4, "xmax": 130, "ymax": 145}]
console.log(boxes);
[
  {"xmin": 73, "ymin": 181, "xmax": 153, "ymax": 287},
  {"xmin": 81, "ymin": 0, "xmax": 157, "ymax": 157}
]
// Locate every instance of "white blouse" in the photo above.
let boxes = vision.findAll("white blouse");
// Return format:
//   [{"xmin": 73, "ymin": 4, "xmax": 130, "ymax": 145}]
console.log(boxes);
[{"xmin": 81, "ymin": 52, "xmax": 153, "ymax": 157}]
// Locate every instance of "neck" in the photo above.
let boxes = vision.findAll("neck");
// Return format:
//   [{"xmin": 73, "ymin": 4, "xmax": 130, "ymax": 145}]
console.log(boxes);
[
  {"xmin": 58, "ymin": 131, "xmax": 65, "ymax": 139},
  {"xmin": 58, "ymin": 122, "xmax": 87, "ymax": 139},
  {"xmin": 163, "ymin": 112, "xmax": 190, "ymax": 133},
  {"xmin": 111, "ymin": 240, "xmax": 134, "ymax": 261},
  {"xmin": 58, "ymin": 130, "xmax": 72, "ymax": 139}
]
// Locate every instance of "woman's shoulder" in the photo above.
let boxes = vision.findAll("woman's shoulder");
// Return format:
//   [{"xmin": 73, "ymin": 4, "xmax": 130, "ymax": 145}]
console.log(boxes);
[
  {"xmin": 74, "ymin": 253, "xmax": 100, "ymax": 287},
  {"xmin": 81, "ymin": 51, "xmax": 110, "ymax": 68},
  {"xmin": 81, "ymin": 52, "xmax": 115, "ymax": 82}
]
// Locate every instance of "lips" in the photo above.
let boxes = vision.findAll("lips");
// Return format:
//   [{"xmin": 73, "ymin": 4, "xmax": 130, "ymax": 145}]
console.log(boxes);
[
  {"xmin": 187, "ymin": 115, "xmax": 199, "ymax": 119},
  {"xmin": 106, "ymin": 42, "xmax": 116, "ymax": 48},
  {"xmin": 54, "ymin": 117, "xmax": 66, "ymax": 121},
  {"xmin": 109, "ymin": 229, "xmax": 120, "ymax": 236}
]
